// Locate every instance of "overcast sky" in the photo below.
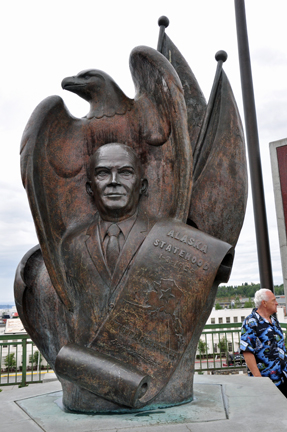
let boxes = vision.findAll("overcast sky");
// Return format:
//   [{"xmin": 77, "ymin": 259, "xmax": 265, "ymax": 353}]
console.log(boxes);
[{"xmin": 1, "ymin": 0, "xmax": 287, "ymax": 302}]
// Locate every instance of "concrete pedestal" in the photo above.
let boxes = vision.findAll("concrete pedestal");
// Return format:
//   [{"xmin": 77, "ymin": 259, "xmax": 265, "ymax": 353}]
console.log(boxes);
[{"xmin": 1, "ymin": 374, "xmax": 287, "ymax": 431}]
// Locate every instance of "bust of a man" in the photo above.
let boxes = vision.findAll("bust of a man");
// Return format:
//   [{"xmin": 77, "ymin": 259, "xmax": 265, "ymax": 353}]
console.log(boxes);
[
  {"xmin": 58, "ymin": 142, "xmax": 151, "ymax": 309},
  {"xmin": 85, "ymin": 143, "xmax": 148, "ymax": 276},
  {"xmin": 86, "ymin": 143, "xmax": 148, "ymax": 222}
]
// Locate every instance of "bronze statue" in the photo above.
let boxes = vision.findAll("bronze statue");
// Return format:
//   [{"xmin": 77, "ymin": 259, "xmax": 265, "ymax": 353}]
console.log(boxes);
[{"xmin": 14, "ymin": 17, "xmax": 247, "ymax": 413}]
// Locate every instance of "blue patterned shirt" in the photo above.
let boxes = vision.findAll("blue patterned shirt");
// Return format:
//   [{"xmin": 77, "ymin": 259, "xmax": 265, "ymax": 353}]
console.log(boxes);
[{"xmin": 240, "ymin": 308, "xmax": 287, "ymax": 386}]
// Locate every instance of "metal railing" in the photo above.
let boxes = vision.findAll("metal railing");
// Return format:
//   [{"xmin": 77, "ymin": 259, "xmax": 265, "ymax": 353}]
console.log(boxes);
[
  {"xmin": 0, "ymin": 334, "xmax": 51, "ymax": 387},
  {"xmin": 196, "ymin": 322, "xmax": 287, "ymax": 373},
  {"xmin": 196, "ymin": 323, "xmax": 246, "ymax": 373},
  {"xmin": 1, "ymin": 323, "xmax": 287, "ymax": 386}
]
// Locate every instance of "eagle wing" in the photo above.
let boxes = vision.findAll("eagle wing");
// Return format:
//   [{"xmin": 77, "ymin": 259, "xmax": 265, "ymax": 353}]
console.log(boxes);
[
  {"xmin": 20, "ymin": 96, "xmax": 90, "ymax": 310},
  {"xmin": 130, "ymin": 46, "xmax": 192, "ymax": 222}
]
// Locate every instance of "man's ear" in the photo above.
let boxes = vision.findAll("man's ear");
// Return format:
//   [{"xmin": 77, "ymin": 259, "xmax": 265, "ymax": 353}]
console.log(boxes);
[
  {"xmin": 86, "ymin": 181, "xmax": 93, "ymax": 197},
  {"xmin": 140, "ymin": 178, "xmax": 148, "ymax": 196}
]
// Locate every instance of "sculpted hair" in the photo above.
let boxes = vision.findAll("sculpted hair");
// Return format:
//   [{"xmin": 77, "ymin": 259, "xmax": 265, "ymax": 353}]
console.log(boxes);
[
  {"xmin": 254, "ymin": 288, "xmax": 272, "ymax": 308},
  {"xmin": 87, "ymin": 143, "xmax": 144, "ymax": 180}
]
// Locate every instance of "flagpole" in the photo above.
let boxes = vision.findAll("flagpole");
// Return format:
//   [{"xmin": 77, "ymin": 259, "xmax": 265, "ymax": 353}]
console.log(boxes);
[
  {"xmin": 157, "ymin": 16, "xmax": 169, "ymax": 51},
  {"xmin": 234, "ymin": 0, "xmax": 274, "ymax": 291}
]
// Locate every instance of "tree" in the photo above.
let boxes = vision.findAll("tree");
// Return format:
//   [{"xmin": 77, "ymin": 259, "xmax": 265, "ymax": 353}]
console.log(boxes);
[
  {"xmin": 215, "ymin": 303, "xmax": 223, "ymax": 310},
  {"xmin": 4, "ymin": 353, "xmax": 16, "ymax": 371},
  {"xmin": 275, "ymin": 285, "xmax": 284, "ymax": 295},
  {"xmin": 218, "ymin": 337, "xmax": 228, "ymax": 355},
  {"xmin": 216, "ymin": 283, "xmax": 283, "ymax": 299},
  {"xmin": 29, "ymin": 350, "xmax": 42, "ymax": 367},
  {"xmin": 244, "ymin": 297, "xmax": 254, "ymax": 308},
  {"xmin": 197, "ymin": 339, "xmax": 208, "ymax": 357},
  {"xmin": 234, "ymin": 296, "xmax": 241, "ymax": 308}
]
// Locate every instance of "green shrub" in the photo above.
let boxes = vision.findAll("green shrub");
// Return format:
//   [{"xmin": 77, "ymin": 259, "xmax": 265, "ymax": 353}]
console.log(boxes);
[
  {"xmin": 218, "ymin": 337, "xmax": 228, "ymax": 354},
  {"xmin": 4, "ymin": 353, "xmax": 16, "ymax": 370},
  {"xmin": 197, "ymin": 338, "xmax": 208, "ymax": 357},
  {"xmin": 29, "ymin": 350, "xmax": 42, "ymax": 366}
]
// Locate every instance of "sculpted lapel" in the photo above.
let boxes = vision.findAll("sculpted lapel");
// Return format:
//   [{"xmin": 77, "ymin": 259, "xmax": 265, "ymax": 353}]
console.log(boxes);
[
  {"xmin": 85, "ymin": 215, "xmax": 111, "ymax": 289},
  {"xmin": 111, "ymin": 216, "xmax": 150, "ymax": 290},
  {"xmin": 85, "ymin": 214, "xmax": 151, "ymax": 292}
]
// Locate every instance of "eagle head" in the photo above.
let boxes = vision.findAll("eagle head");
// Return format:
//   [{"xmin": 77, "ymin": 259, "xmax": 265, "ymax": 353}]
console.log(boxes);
[{"xmin": 61, "ymin": 69, "xmax": 133, "ymax": 119}]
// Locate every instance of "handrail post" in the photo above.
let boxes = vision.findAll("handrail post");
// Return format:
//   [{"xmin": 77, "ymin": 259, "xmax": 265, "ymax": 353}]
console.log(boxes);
[{"xmin": 19, "ymin": 337, "xmax": 28, "ymax": 388}]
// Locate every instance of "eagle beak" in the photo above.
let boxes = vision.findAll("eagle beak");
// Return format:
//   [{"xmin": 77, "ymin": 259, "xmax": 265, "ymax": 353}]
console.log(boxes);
[{"xmin": 61, "ymin": 76, "xmax": 85, "ymax": 92}]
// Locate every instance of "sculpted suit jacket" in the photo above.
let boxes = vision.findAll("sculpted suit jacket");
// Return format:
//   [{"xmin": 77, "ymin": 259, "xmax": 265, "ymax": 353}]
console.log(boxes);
[
  {"xmin": 62, "ymin": 213, "xmax": 155, "ymax": 343},
  {"xmin": 14, "ymin": 212, "xmax": 155, "ymax": 367}
]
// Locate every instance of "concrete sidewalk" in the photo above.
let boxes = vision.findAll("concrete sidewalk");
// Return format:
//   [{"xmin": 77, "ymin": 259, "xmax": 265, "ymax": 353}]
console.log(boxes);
[{"xmin": 1, "ymin": 374, "xmax": 287, "ymax": 432}]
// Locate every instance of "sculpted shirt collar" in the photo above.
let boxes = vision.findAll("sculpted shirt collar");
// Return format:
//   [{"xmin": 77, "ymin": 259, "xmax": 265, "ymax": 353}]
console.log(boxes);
[{"xmin": 99, "ymin": 211, "xmax": 138, "ymax": 249}]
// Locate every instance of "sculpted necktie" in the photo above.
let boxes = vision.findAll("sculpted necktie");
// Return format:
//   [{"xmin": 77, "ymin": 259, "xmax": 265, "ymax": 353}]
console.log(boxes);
[{"xmin": 106, "ymin": 224, "xmax": 121, "ymax": 275}]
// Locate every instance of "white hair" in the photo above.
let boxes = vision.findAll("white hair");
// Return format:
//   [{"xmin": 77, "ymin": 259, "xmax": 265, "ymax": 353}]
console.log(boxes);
[{"xmin": 254, "ymin": 288, "xmax": 272, "ymax": 308}]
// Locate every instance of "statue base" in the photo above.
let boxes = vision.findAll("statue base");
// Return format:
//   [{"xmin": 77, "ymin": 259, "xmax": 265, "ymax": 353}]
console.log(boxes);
[{"xmin": 8, "ymin": 374, "xmax": 286, "ymax": 431}]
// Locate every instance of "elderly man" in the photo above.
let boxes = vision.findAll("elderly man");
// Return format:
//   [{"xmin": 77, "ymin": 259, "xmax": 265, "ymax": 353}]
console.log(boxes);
[{"xmin": 240, "ymin": 288, "xmax": 287, "ymax": 397}]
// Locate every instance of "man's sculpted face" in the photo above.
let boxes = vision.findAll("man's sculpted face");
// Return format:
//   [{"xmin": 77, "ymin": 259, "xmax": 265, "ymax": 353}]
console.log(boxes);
[{"xmin": 87, "ymin": 144, "xmax": 147, "ymax": 221}]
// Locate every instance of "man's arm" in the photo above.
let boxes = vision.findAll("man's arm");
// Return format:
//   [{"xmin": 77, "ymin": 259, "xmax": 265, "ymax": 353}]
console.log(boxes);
[{"xmin": 243, "ymin": 352, "xmax": 262, "ymax": 377}]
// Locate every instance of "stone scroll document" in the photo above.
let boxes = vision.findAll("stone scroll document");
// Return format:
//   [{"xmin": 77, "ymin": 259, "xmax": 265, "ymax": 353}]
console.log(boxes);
[{"xmin": 55, "ymin": 344, "xmax": 150, "ymax": 408}]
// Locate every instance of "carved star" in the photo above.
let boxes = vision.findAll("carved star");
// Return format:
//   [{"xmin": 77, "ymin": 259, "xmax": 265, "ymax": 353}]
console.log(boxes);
[{"xmin": 159, "ymin": 288, "xmax": 175, "ymax": 303}]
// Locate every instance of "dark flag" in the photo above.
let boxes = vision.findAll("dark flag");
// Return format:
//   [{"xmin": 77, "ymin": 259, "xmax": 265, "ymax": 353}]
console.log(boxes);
[{"xmin": 159, "ymin": 32, "xmax": 207, "ymax": 154}]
